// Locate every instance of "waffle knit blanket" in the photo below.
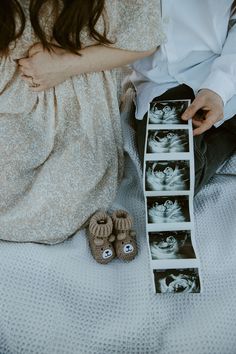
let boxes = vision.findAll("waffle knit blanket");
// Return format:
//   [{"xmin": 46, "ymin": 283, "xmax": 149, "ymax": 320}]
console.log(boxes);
[{"xmin": 0, "ymin": 92, "xmax": 236, "ymax": 354}]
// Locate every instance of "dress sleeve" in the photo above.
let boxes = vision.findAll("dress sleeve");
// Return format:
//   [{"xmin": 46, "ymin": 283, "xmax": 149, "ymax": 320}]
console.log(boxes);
[{"xmin": 106, "ymin": 0, "xmax": 165, "ymax": 51}]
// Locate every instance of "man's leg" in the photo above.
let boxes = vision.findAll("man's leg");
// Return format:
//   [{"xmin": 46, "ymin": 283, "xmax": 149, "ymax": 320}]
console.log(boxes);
[
  {"xmin": 135, "ymin": 84, "xmax": 236, "ymax": 195},
  {"xmin": 194, "ymin": 117, "xmax": 236, "ymax": 195}
]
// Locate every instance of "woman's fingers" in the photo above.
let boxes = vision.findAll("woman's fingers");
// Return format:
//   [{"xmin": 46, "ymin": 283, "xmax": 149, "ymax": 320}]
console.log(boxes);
[
  {"xmin": 21, "ymin": 75, "xmax": 43, "ymax": 90},
  {"xmin": 21, "ymin": 75, "xmax": 35, "ymax": 85},
  {"xmin": 18, "ymin": 57, "xmax": 40, "ymax": 77},
  {"xmin": 18, "ymin": 58, "xmax": 34, "ymax": 76},
  {"xmin": 30, "ymin": 85, "xmax": 45, "ymax": 92},
  {"xmin": 18, "ymin": 65, "xmax": 34, "ymax": 77},
  {"xmin": 21, "ymin": 73, "xmax": 51, "ymax": 91},
  {"xmin": 28, "ymin": 42, "xmax": 44, "ymax": 57},
  {"xmin": 18, "ymin": 43, "xmax": 70, "ymax": 91},
  {"xmin": 18, "ymin": 58, "xmax": 31, "ymax": 68}
]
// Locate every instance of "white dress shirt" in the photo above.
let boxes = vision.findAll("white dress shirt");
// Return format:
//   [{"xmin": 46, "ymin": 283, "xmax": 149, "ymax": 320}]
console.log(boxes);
[{"xmin": 130, "ymin": 0, "xmax": 236, "ymax": 127}]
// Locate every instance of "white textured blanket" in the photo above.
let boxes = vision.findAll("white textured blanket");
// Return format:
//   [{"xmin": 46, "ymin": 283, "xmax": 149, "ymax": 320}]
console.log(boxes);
[{"xmin": 0, "ymin": 93, "xmax": 236, "ymax": 354}]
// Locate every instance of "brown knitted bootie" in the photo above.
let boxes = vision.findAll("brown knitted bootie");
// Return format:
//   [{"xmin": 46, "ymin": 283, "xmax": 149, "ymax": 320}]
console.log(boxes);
[
  {"xmin": 111, "ymin": 210, "xmax": 138, "ymax": 262},
  {"xmin": 87, "ymin": 211, "xmax": 116, "ymax": 264}
]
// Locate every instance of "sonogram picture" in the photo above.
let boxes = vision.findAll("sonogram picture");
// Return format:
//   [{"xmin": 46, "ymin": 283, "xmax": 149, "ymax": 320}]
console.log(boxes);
[
  {"xmin": 147, "ymin": 196, "xmax": 190, "ymax": 224},
  {"xmin": 145, "ymin": 160, "xmax": 190, "ymax": 191},
  {"xmin": 143, "ymin": 99, "xmax": 201, "ymax": 294},
  {"xmin": 148, "ymin": 231, "xmax": 196, "ymax": 260},
  {"xmin": 147, "ymin": 129, "xmax": 189, "ymax": 153}
]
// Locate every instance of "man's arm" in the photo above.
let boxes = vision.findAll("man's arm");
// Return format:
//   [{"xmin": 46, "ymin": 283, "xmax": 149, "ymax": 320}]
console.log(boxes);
[{"xmin": 182, "ymin": 9, "xmax": 236, "ymax": 135}]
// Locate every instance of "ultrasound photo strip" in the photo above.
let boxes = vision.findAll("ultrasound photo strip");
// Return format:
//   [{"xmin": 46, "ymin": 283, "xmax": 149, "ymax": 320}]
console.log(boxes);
[{"xmin": 143, "ymin": 99, "xmax": 202, "ymax": 294}]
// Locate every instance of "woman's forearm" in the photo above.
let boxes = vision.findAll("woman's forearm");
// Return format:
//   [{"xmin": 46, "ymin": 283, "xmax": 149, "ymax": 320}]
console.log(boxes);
[
  {"xmin": 19, "ymin": 43, "xmax": 158, "ymax": 91},
  {"xmin": 67, "ymin": 45, "xmax": 157, "ymax": 76}
]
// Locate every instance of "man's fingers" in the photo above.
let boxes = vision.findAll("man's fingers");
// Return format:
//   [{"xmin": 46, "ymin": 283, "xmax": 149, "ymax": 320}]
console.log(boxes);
[
  {"xmin": 182, "ymin": 99, "xmax": 203, "ymax": 121},
  {"xmin": 193, "ymin": 115, "xmax": 215, "ymax": 136},
  {"xmin": 192, "ymin": 119, "xmax": 203, "ymax": 128},
  {"xmin": 193, "ymin": 124, "xmax": 211, "ymax": 136}
]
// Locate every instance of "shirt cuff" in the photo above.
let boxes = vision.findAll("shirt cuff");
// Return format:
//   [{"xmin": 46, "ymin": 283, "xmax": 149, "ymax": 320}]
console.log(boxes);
[
  {"xmin": 199, "ymin": 70, "xmax": 235, "ymax": 105},
  {"xmin": 214, "ymin": 119, "xmax": 225, "ymax": 128}
]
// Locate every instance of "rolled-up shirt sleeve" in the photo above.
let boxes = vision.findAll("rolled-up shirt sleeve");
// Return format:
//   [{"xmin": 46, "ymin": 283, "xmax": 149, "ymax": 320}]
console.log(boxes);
[{"xmin": 199, "ymin": 13, "xmax": 236, "ymax": 105}]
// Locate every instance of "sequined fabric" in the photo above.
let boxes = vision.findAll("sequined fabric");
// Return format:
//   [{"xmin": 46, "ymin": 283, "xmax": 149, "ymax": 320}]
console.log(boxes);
[{"xmin": 0, "ymin": 1, "xmax": 164, "ymax": 244}]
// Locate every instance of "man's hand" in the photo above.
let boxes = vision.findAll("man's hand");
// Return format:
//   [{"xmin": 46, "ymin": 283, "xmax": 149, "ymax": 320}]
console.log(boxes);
[{"xmin": 181, "ymin": 89, "xmax": 224, "ymax": 136}]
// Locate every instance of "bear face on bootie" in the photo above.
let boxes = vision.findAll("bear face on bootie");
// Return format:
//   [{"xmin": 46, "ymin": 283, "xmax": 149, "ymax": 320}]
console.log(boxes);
[
  {"xmin": 111, "ymin": 210, "xmax": 138, "ymax": 262},
  {"xmin": 88, "ymin": 211, "xmax": 116, "ymax": 264}
]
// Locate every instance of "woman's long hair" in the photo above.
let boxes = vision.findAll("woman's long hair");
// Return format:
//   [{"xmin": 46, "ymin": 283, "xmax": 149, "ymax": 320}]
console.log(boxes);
[
  {"xmin": 232, "ymin": 0, "xmax": 236, "ymax": 14},
  {"xmin": 0, "ymin": 0, "xmax": 110, "ymax": 55},
  {"xmin": 0, "ymin": 0, "xmax": 25, "ymax": 55}
]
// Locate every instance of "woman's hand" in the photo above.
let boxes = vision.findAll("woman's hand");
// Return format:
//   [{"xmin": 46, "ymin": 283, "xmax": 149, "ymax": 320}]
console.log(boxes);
[{"xmin": 18, "ymin": 43, "xmax": 76, "ymax": 92}]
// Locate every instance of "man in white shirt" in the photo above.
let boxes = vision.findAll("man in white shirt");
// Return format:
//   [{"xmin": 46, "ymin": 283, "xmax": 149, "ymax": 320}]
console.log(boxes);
[{"xmin": 131, "ymin": 0, "xmax": 236, "ymax": 195}]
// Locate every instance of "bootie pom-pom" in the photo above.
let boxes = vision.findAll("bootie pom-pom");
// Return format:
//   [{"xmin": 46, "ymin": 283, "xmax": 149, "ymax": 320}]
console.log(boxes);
[
  {"xmin": 89, "ymin": 211, "xmax": 113, "ymax": 238},
  {"xmin": 111, "ymin": 210, "xmax": 133, "ymax": 231}
]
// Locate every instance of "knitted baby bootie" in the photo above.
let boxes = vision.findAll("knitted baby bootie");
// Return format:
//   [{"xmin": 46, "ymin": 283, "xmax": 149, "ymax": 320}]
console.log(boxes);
[
  {"xmin": 111, "ymin": 210, "xmax": 138, "ymax": 262},
  {"xmin": 87, "ymin": 211, "xmax": 116, "ymax": 264}
]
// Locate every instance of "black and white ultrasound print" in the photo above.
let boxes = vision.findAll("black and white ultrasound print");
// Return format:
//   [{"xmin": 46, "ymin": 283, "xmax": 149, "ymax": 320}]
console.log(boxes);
[
  {"xmin": 144, "ymin": 99, "xmax": 201, "ymax": 294},
  {"xmin": 145, "ymin": 160, "xmax": 190, "ymax": 191},
  {"xmin": 153, "ymin": 268, "xmax": 201, "ymax": 294},
  {"xmin": 147, "ymin": 129, "xmax": 189, "ymax": 153},
  {"xmin": 147, "ymin": 196, "xmax": 190, "ymax": 224},
  {"xmin": 148, "ymin": 231, "xmax": 196, "ymax": 260},
  {"xmin": 148, "ymin": 100, "xmax": 189, "ymax": 125}
]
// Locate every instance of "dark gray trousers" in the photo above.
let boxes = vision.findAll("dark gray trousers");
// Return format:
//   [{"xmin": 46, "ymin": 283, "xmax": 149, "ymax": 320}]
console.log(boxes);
[{"xmin": 135, "ymin": 85, "xmax": 236, "ymax": 195}]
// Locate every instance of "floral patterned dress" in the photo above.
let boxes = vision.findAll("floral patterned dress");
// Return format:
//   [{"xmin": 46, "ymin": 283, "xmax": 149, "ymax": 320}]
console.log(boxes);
[{"xmin": 0, "ymin": 0, "xmax": 164, "ymax": 243}]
